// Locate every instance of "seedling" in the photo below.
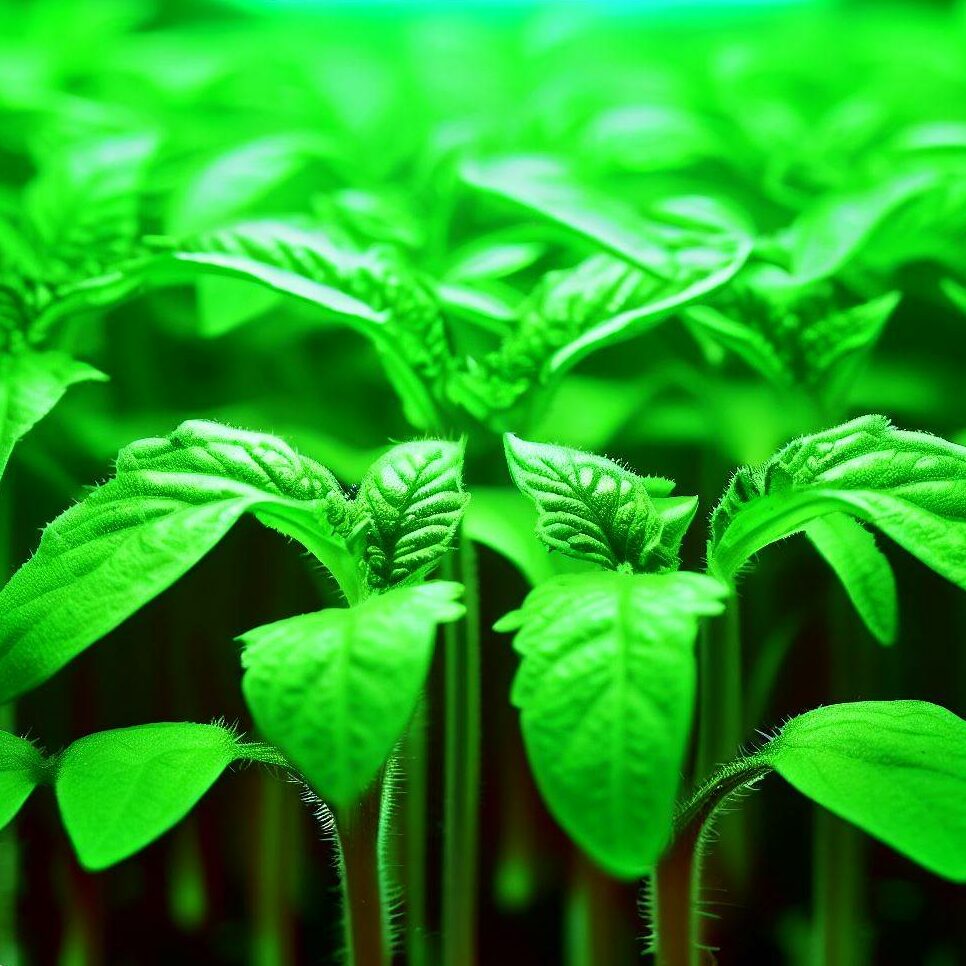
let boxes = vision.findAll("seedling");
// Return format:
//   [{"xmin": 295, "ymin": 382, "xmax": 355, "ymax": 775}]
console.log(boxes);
[
  {"xmin": 0, "ymin": 420, "xmax": 468, "ymax": 965},
  {"xmin": 495, "ymin": 418, "xmax": 966, "ymax": 960}
]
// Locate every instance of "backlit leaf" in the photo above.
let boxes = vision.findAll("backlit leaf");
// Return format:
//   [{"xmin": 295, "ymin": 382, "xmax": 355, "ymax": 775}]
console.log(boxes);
[
  {"xmin": 0, "ymin": 731, "xmax": 44, "ymax": 830},
  {"xmin": 495, "ymin": 571, "xmax": 727, "ymax": 877},
  {"xmin": 240, "ymin": 581, "xmax": 464, "ymax": 809}
]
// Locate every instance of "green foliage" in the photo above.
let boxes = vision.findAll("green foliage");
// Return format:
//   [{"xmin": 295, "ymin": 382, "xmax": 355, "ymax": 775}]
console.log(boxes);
[
  {"xmin": 495, "ymin": 571, "xmax": 727, "ymax": 877},
  {"xmin": 504, "ymin": 434, "xmax": 697, "ymax": 573},
  {"xmin": 357, "ymin": 439, "xmax": 468, "ymax": 591},
  {"xmin": 56, "ymin": 723, "xmax": 239, "ymax": 871},
  {"xmin": 241, "ymin": 581, "xmax": 464, "ymax": 809},
  {"xmin": 0, "ymin": 347, "xmax": 106, "ymax": 482},
  {"xmin": 0, "ymin": 421, "xmax": 467, "ymax": 701},
  {"xmin": 0, "ymin": 732, "xmax": 44, "ymax": 830},
  {"xmin": 709, "ymin": 416, "xmax": 966, "ymax": 627},
  {"xmin": 762, "ymin": 701, "xmax": 966, "ymax": 882}
]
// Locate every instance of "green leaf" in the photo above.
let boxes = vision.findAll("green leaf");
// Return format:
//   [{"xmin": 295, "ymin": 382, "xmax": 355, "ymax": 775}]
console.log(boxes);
[
  {"xmin": 0, "ymin": 420, "xmax": 356, "ymax": 702},
  {"xmin": 463, "ymin": 487, "xmax": 556, "ymax": 586},
  {"xmin": 357, "ymin": 439, "xmax": 468, "ymax": 591},
  {"xmin": 462, "ymin": 158, "xmax": 750, "ymax": 376},
  {"xmin": 0, "ymin": 347, "xmax": 107, "ymax": 481},
  {"xmin": 684, "ymin": 265, "xmax": 900, "ymax": 400},
  {"xmin": 56, "ymin": 723, "xmax": 238, "ymax": 870},
  {"xmin": 804, "ymin": 514, "xmax": 898, "ymax": 645},
  {"xmin": 446, "ymin": 239, "xmax": 546, "ymax": 281},
  {"xmin": 495, "ymin": 571, "xmax": 727, "ymax": 877},
  {"xmin": 240, "ymin": 581, "xmax": 464, "ymax": 809},
  {"xmin": 762, "ymin": 701, "xmax": 966, "ymax": 882},
  {"xmin": 504, "ymin": 434, "xmax": 696, "ymax": 573},
  {"xmin": 709, "ymin": 415, "xmax": 966, "ymax": 593},
  {"xmin": 0, "ymin": 732, "xmax": 44, "ymax": 830}
]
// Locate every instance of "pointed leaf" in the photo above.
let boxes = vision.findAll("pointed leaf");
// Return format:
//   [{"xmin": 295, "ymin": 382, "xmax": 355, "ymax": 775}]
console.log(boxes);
[
  {"xmin": 504, "ymin": 434, "xmax": 693, "ymax": 573},
  {"xmin": 0, "ymin": 420, "xmax": 355, "ymax": 701},
  {"xmin": 357, "ymin": 440, "xmax": 468, "ymax": 591},
  {"xmin": 762, "ymin": 701, "xmax": 966, "ymax": 882},
  {"xmin": 240, "ymin": 581, "xmax": 464, "ymax": 809},
  {"xmin": 56, "ymin": 723, "xmax": 238, "ymax": 870},
  {"xmin": 0, "ymin": 732, "xmax": 44, "ymax": 830},
  {"xmin": 496, "ymin": 571, "xmax": 727, "ymax": 878},
  {"xmin": 805, "ymin": 514, "xmax": 898, "ymax": 645},
  {"xmin": 0, "ymin": 348, "xmax": 106, "ymax": 481}
]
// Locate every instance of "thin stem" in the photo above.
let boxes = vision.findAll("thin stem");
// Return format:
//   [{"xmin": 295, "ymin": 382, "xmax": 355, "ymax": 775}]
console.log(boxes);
[
  {"xmin": 402, "ymin": 700, "xmax": 430, "ymax": 966},
  {"xmin": 651, "ymin": 760, "xmax": 770, "ymax": 966},
  {"xmin": 813, "ymin": 809, "xmax": 866, "ymax": 966},
  {"xmin": 441, "ymin": 536, "xmax": 482, "ymax": 966},
  {"xmin": 566, "ymin": 851, "xmax": 632, "ymax": 966},
  {"xmin": 253, "ymin": 776, "xmax": 295, "ymax": 966},
  {"xmin": 336, "ymin": 777, "xmax": 390, "ymax": 966},
  {"xmin": 695, "ymin": 599, "xmax": 742, "ymax": 781}
]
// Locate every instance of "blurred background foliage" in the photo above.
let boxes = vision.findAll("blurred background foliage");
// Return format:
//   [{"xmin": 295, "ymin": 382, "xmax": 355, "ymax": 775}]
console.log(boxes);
[{"xmin": 1, "ymin": 0, "xmax": 965, "ymax": 963}]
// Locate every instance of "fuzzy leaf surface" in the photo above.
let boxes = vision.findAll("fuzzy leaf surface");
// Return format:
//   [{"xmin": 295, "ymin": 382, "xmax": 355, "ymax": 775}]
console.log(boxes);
[
  {"xmin": 709, "ymin": 415, "xmax": 966, "ymax": 592},
  {"xmin": 763, "ymin": 701, "xmax": 966, "ymax": 882},
  {"xmin": 504, "ymin": 434, "xmax": 695, "ymax": 573},
  {"xmin": 357, "ymin": 439, "xmax": 467, "ymax": 591},
  {"xmin": 240, "ymin": 581, "xmax": 464, "ymax": 809},
  {"xmin": 0, "ymin": 420, "xmax": 354, "ymax": 701},
  {"xmin": 56, "ymin": 723, "xmax": 238, "ymax": 870},
  {"xmin": 496, "ymin": 571, "xmax": 727, "ymax": 877}
]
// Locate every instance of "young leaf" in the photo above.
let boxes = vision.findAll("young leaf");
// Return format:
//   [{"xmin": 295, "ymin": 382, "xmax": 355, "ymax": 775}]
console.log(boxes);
[
  {"xmin": 55, "ymin": 723, "xmax": 238, "ymax": 871},
  {"xmin": 0, "ymin": 420, "xmax": 356, "ymax": 702},
  {"xmin": 804, "ymin": 514, "xmax": 898, "ymax": 645},
  {"xmin": 0, "ymin": 347, "xmax": 107, "ymax": 481},
  {"xmin": 240, "ymin": 581, "xmax": 464, "ymax": 809},
  {"xmin": 762, "ymin": 701, "xmax": 966, "ymax": 882},
  {"xmin": 495, "ymin": 571, "xmax": 727, "ymax": 878},
  {"xmin": 709, "ymin": 415, "xmax": 966, "ymax": 593},
  {"xmin": 684, "ymin": 264, "xmax": 900, "ymax": 400},
  {"xmin": 357, "ymin": 439, "xmax": 468, "ymax": 591},
  {"xmin": 0, "ymin": 732, "xmax": 45, "ymax": 830},
  {"xmin": 504, "ymin": 434, "xmax": 696, "ymax": 573}
]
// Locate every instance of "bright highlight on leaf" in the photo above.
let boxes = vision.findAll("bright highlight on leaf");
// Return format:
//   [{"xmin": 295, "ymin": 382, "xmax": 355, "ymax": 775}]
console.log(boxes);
[
  {"xmin": 241, "ymin": 581, "xmax": 464, "ymax": 809},
  {"xmin": 56, "ymin": 723, "xmax": 239, "ymax": 871},
  {"xmin": 496, "ymin": 571, "xmax": 727, "ymax": 878},
  {"xmin": 761, "ymin": 701, "xmax": 966, "ymax": 883},
  {"xmin": 504, "ymin": 433, "xmax": 696, "ymax": 573}
]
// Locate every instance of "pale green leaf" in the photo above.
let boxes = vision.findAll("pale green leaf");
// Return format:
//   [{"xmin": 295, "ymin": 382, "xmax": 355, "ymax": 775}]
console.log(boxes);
[
  {"xmin": 0, "ymin": 731, "xmax": 44, "ymax": 830},
  {"xmin": 496, "ymin": 571, "xmax": 727, "ymax": 877},
  {"xmin": 56, "ymin": 723, "xmax": 238, "ymax": 870},
  {"xmin": 0, "ymin": 420, "xmax": 355, "ymax": 701},
  {"xmin": 762, "ymin": 701, "xmax": 966, "ymax": 882},
  {"xmin": 504, "ymin": 434, "xmax": 694, "ymax": 573},
  {"xmin": 0, "ymin": 347, "xmax": 107, "ymax": 481},
  {"xmin": 709, "ymin": 415, "xmax": 966, "ymax": 593},
  {"xmin": 357, "ymin": 439, "xmax": 468, "ymax": 591},
  {"xmin": 240, "ymin": 581, "xmax": 464, "ymax": 809},
  {"xmin": 805, "ymin": 514, "xmax": 898, "ymax": 645}
]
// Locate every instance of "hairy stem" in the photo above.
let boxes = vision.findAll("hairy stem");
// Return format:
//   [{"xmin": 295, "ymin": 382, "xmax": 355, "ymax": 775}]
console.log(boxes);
[
  {"xmin": 0, "ymin": 479, "xmax": 19, "ymax": 966},
  {"xmin": 402, "ymin": 701, "xmax": 430, "ymax": 966},
  {"xmin": 337, "ymin": 778, "xmax": 390, "ymax": 966},
  {"xmin": 441, "ymin": 536, "xmax": 482, "ymax": 966},
  {"xmin": 651, "ymin": 761, "xmax": 770, "ymax": 966}
]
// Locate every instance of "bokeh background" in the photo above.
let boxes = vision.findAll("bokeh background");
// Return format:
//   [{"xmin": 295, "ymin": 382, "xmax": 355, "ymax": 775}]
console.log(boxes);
[{"xmin": 2, "ymin": 0, "xmax": 965, "ymax": 963}]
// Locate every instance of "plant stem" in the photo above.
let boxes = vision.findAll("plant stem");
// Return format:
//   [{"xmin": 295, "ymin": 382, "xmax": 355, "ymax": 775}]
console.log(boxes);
[
  {"xmin": 337, "ymin": 777, "xmax": 390, "ymax": 966},
  {"xmin": 695, "ymin": 599, "xmax": 742, "ymax": 781},
  {"xmin": 253, "ymin": 776, "xmax": 295, "ymax": 966},
  {"xmin": 402, "ymin": 700, "xmax": 430, "ymax": 966},
  {"xmin": 566, "ymin": 851, "xmax": 632, "ymax": 966},
  {"xmin": 813, "ymin": 809, "xmax": 866, "ymax": 966},
  {"xmin": 441, "ymin": 535, "xmax": 482, "ymax": 966},
  {"xmin": 651, "ymin": 761, "xmax": 770, "ymax": 966}
]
